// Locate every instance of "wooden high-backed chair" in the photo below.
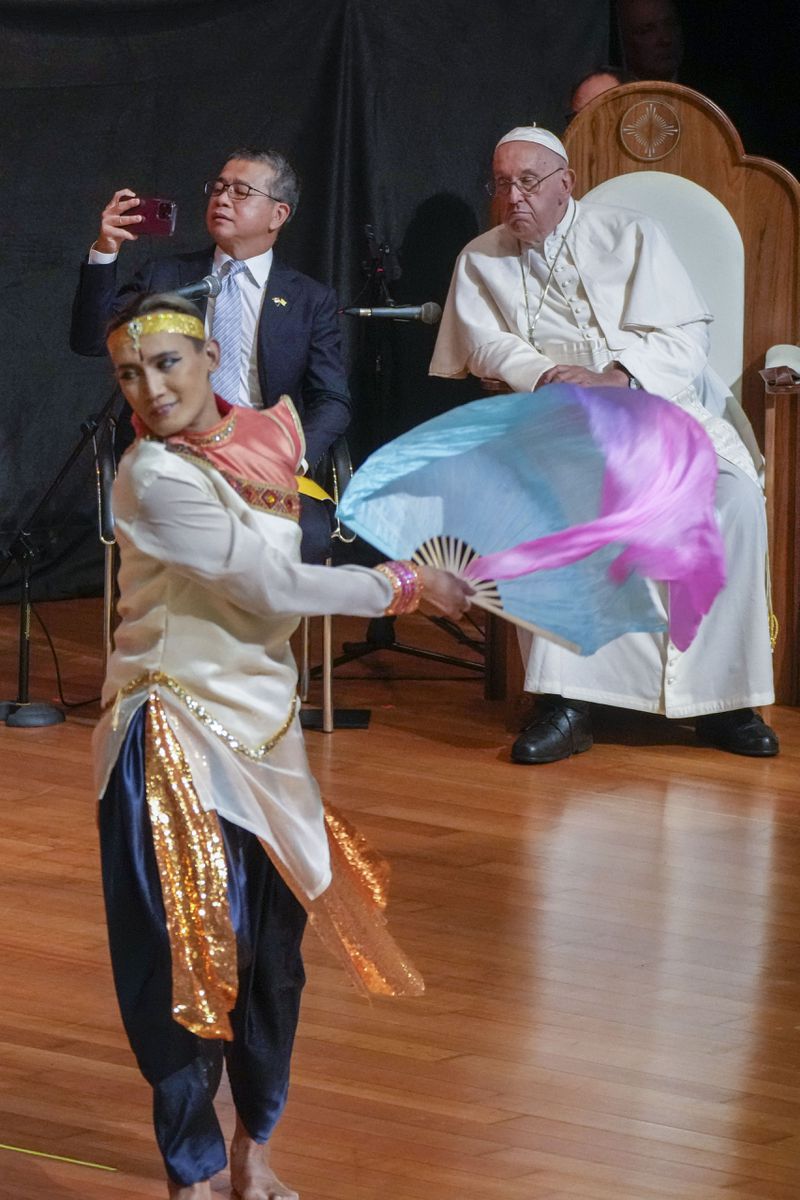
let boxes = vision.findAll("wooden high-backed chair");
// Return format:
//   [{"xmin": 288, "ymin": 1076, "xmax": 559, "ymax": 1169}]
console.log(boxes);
[{"xmin": 563, "ymin": 81, "xmax": 800, "ymax": 704}]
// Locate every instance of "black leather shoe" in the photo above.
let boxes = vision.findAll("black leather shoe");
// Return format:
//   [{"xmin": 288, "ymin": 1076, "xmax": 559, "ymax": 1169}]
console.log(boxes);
[
  {"xmin": 511, "ymin": 695, "xmax": 593, "ymax": 764},
  {"xmin": 694, "ymin": 708, "xmax": 779, "ymax": 757}
]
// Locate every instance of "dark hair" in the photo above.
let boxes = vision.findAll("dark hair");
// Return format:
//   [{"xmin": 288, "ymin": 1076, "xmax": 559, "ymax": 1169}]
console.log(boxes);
[
  {"xmin": 107, "ymin": 292, "xmax": 205, "ymax": 350},
  {"xmin": 222, "ymin": 146, "xmax": 301, "ymax": 220}
]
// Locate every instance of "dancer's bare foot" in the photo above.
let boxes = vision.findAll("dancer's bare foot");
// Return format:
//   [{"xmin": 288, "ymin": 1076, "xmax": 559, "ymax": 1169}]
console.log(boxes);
[
  {"xmin": 230, "ymin": 1116, "xmax": 298, "ymax": 1200},
  {"xmin": 167, "ymin": 1180, "xmax": 212, "ymax": 1199}
]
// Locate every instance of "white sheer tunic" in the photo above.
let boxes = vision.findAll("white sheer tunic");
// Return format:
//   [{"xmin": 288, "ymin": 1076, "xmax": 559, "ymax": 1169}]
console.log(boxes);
[{"xmin": 94, "ymin": 439, "xmax": 392, "ymax": 899}]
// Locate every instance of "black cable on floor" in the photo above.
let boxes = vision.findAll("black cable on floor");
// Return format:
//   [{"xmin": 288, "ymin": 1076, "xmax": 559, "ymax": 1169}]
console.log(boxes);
[{"xmin": 32, "ymin": 604, "xmax": 100, "ymax": 708}]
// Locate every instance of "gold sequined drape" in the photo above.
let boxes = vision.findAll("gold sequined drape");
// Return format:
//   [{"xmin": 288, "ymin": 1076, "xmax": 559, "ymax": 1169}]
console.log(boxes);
[
  {"xmin": 145, "ymin": 694, "xmax": 239, "ymax": 1039},
  {"xmin": 144, "ymin": 693, "xmax": 423, "ymax": 1023},
  {"xmin": 263, "ymin": 804, "xmax": 425, "ymax": 998}
]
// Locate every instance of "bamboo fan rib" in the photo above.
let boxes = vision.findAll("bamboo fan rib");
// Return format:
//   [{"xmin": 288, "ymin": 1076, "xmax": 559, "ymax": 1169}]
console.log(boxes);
[{"xmin": 412, "ymin": 536, "xmax": 581, "ymax": 649}]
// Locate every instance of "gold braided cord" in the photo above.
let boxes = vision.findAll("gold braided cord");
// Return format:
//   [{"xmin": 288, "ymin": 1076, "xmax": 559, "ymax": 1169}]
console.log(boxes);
[
  {"xmin": 114, "ymin": 671, "xmax": 298, "ymax": 760},
  {"xmin": 144, "ymin": 694, "xmax": 238, "ymax": 1039},
  {"xmin": 107, "ymin": 311, "xmax": 206, "ymax": 355}
]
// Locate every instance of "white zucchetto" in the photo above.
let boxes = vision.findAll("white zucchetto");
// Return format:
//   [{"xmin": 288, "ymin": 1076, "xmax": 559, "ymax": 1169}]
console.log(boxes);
[{"xmin": 495, "ymin": 125, "xmax": 569, "ymax": 164}]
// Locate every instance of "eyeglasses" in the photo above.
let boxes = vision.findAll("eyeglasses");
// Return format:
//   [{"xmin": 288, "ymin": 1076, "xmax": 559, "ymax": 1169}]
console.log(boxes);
[
  {"xmin": 485, "ymin": 166, "xmax": 565, "ymax": 198},
  {"xmin": 203, "ymin": 179, "xmax": 283, "ymax": 203}
]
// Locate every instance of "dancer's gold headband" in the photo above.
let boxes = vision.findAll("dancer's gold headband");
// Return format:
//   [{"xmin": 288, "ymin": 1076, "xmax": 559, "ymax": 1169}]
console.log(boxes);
[{"xmin": 107, "ymin": 311, "xmax": 206, "ymax": 356}]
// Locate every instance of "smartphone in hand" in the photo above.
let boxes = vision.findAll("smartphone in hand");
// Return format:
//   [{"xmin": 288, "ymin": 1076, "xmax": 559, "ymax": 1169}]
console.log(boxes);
[{"xmin": 127, "ymin": 197, "xmax": 177, "ymax": 237}]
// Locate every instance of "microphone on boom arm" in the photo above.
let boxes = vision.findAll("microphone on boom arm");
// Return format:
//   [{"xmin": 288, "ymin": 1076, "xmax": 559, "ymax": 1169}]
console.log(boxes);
[
  {"xmin": 172, "ymin": 275, "xmax": 222, "ymax": 301},
  {"xmin": 341, "ymin": 302, "xmax": 442, "ymax": 324}
]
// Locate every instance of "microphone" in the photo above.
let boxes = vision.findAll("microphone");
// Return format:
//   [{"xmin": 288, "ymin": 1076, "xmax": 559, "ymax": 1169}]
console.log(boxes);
[
  {"xmin": 342, "ymin": 302, "xmax": 442, "ymax": 325},
  {"xmin": 172, "ymin": 275, "xmax": 222, "ymax": 301}
]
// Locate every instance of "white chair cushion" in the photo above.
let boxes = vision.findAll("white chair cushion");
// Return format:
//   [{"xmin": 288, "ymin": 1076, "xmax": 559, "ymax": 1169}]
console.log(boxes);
[
  {"xmin": 765, "ymin": 344, "xmax": 800, "ymax": 375},
  {"xmin": 583, "ymin": 173, "xmax": 744, "ymax": 399}
]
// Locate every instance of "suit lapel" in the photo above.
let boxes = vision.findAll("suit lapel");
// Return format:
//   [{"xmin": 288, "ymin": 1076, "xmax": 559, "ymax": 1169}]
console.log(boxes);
[
  {"xmin": 258, "ymin": 259, "xmax": 298, "ymax": 404},
  {"xmin": 263, "ymin": 258, "xmax": 297, "ymax": 314}
]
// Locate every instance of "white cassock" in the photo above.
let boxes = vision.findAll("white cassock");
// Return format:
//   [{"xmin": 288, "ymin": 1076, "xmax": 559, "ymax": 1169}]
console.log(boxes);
[{"xmin": 430, "ymin": 197, "xmax": 774, "ymax": 718}]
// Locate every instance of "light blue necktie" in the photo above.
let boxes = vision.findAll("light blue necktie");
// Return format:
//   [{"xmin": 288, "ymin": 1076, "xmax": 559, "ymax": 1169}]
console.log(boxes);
[{"xmin": 210, "ymin": 259, "xmax": 246, "ymax": 405}]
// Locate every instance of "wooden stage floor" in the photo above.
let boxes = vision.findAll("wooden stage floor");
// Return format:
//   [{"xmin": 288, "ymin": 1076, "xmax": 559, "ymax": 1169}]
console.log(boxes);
[{"xmin": 1, "ymin": 598, "xmax": 799, "ymax": 1200}]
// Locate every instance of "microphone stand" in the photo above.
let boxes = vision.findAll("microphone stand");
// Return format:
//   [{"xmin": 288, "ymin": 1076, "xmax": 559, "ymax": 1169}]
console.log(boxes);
[
  {"xmin": 0, "ymin": 389, "xmax": 120, "ymax": 726},
  {"xmin": 93, "ymin": 411, "xmax": 118, "ymax": 668},
  {"xmin": 317, "ymin": 225, "xmax": 487, "ymax": 683}
]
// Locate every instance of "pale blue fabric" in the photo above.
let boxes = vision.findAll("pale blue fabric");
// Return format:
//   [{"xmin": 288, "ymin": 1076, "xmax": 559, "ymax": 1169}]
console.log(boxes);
[{"xmin": 338, "ymin": 386, "xmax": 670, "ymax": 655}]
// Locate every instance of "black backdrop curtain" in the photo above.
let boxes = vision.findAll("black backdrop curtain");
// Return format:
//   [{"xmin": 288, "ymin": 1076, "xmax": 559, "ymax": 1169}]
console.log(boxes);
[{"xmin": 0, "ymin": 0, "xmax": 608, "ymax": 600}]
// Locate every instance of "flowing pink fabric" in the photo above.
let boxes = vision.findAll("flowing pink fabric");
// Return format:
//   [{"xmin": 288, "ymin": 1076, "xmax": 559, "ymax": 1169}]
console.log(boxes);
[{"xmin": 464, "ymin": 388, "xmax": 726, "ymax": 651}]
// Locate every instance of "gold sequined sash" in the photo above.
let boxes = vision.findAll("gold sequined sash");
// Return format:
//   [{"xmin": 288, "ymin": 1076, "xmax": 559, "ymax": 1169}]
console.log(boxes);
[{"xmin": 145, "ymin": 694, "xmax": 238, "ymax": 1039}]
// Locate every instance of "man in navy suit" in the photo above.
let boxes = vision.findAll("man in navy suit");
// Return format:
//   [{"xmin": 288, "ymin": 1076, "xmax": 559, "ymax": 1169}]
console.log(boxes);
[{"xmin": 70, "ymin": 147, "xmax": 351, "ymax": 564}]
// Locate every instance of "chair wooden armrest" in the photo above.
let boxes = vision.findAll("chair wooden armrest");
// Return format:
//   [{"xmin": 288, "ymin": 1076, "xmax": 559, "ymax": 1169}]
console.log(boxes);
[{"xmin": 762, "ymin": 346, "xmax": 800, "ymax": 704}]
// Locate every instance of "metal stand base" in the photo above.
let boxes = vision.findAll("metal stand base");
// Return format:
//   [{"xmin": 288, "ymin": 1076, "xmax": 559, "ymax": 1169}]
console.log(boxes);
[
  {"xmin": 329, "ymin": 616, "xmax": 485, "ymax": 675},
  {"xmin": 299, "ymin": 610, "xmax": 373, "ymax": 733},
  {"xmin": 0, "ymin": 395, "xmax": 119, "ymax": 732},
  {"xmin": 300, "ymin": 707, "xmax": 371, "ymax": 731},
  {"xmin": 2, "ymin": 700, "xmax": 65, "ymax": 727}
]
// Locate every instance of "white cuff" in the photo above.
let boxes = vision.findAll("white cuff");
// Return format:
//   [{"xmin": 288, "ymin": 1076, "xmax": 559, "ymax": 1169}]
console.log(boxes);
[{"xmin": 88, "ymin": 244, "xmax": 119, "ymax": 264}]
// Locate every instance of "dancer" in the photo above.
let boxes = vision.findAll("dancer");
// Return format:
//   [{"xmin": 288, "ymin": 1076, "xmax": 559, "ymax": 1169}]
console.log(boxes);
[{"xmin": 96, "ymin": 291, "xmax": 471, "ymax": 1199}]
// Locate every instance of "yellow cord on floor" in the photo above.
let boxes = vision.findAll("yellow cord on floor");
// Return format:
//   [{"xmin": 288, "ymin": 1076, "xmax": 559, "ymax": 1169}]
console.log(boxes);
[{"xmin": 0, "ymin": 1142, "xmax": 117, "ymax": 1171}]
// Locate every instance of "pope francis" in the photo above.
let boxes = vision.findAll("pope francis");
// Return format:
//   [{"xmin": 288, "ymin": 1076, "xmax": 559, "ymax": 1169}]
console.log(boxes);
[{"xmin": 430, "ymin": 124, "xmax": 778, "ymax": 762}]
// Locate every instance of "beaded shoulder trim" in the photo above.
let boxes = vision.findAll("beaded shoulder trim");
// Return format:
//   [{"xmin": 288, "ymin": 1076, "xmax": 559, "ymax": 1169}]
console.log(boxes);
[
  {"xmin": 165, "ymin": 442, "xmax": 301, "ymax": 521},
  {"xmin": 181, "ymin": 412, "xmax": 238, "ymax": 447},
  {"xmin": 277, "ymin": 395, "xmax": 306, "ymax": 461}
]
